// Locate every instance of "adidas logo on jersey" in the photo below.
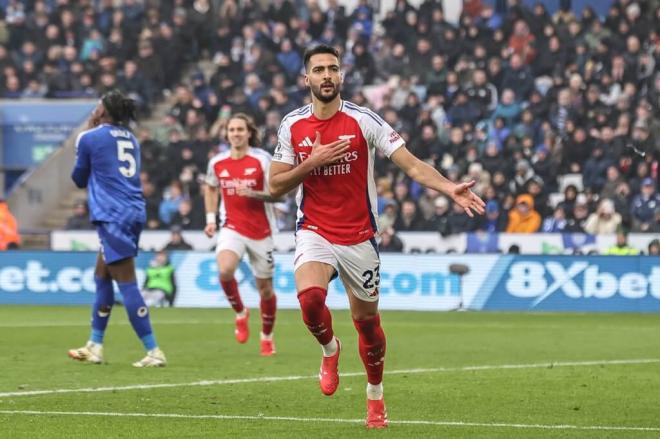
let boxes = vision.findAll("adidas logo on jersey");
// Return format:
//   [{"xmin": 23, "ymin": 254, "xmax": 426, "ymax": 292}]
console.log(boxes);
[
  {"xmin": 298, "ymin": 136, "xmax": 314, "ymax": 147},
  {"xmin": 219, "ymin": 169, "xmax": 230, "ymax": 177},
  {"xmin": 244, "ymin": 167, "xmax": 257, "ymax": 175}
]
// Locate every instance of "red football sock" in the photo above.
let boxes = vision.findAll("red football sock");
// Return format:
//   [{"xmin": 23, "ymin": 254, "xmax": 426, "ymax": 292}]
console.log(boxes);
[
  {"xmin": 220, "ymin": 277, "xmax": 244, "ymax": 313},
  {"xmin": 353, "ymin": 314, "xmax": 386, "ymax": 385},
  {"xmin": 297, "ymin": 286, "xmax": 334, "ymax": 345},
  {"xmin": 260, "ymin": 294, "xmax": 277, "ymax": 335}
]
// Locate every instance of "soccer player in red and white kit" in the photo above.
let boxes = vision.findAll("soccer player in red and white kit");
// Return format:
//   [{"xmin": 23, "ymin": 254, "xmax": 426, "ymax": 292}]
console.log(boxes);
[
  {"xmin": 204, "ymin": 113, "xmax": 279, "ymax": 356},
  {"xmin": 269, "ymin": 45, "xmax": 485, "ymax": 428}
]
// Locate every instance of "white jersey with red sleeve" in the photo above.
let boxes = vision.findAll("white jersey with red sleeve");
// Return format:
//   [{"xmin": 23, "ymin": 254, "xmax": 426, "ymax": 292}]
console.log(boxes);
[
  {"xmin": 273, "ymin": 100, "xmax": 405, "ymax": 245},
  {"xmin": 206, "ymin": 147, "xmax": 277, "ymax": 240}
]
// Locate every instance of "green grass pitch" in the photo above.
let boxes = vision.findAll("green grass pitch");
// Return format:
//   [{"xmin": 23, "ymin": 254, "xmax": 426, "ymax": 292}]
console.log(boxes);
[{"xmin": 0, "ymin": 306, "xmax": 659, "ymax": 438}]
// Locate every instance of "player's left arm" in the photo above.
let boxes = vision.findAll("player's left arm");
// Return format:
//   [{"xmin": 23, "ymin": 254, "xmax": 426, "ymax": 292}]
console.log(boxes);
[
  {"xmin": 71, "ymin": 132, "xmax": 91, "ymax": 188},
  {"xmin": 391, "ymin": 147, "xmax": 485, "ymax": 217}
]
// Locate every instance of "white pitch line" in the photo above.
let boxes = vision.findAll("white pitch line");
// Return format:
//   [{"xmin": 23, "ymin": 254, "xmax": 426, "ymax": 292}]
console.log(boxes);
[
  {"xmin": 1, "ymin": 358, "xmax": 658, "ymax": 399},
  {"xmin": 1, "ymin": 410, "xmax": 659, "ymax": 433}
]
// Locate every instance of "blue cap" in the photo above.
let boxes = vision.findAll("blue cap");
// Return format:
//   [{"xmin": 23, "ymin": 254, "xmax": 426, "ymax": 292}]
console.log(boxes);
[
  {"xmin": 486, "ymin": 200, "xmax": 500, "ymax": 213},
  {"xmin": 642, "ymin": 177, "xmax": 655, "ymax": 187}
]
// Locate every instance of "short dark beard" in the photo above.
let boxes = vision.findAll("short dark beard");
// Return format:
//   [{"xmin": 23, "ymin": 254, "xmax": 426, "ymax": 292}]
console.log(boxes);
[{"xmin": 310, "ymin": 83, "xmax": 340, "ymax": 103}]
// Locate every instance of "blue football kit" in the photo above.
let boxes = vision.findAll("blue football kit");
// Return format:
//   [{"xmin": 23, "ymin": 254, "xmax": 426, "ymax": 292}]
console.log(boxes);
[
  {"xmin": 72, "ymin": 123, "xmax": 146, "ymax": 263},
  {"xmin": 70, "ymin": 123, "xmax": 158, "ymax": 353}
]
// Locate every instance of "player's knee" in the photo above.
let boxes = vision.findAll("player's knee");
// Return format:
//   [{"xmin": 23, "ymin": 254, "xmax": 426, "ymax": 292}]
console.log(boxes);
[
  {"xmin": 298, "ymin": 287, "xmax": 326, "ymax": 315},
  {"xmin": 218, "ymin": 270, "xmax": 235, "ymax": 282},
  {"xmin": 352, "ymin": 309, "xmax": 379, "ymax": 322},
  {"xmin": 258, "ymin": 284, "xmax": 274, "ymax": 299},
  {"xmin": 353, "ymin": 313, "xmax": 384, "ymax": 340}
]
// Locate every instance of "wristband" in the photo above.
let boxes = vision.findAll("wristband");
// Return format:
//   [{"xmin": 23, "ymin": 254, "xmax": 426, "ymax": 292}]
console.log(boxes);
[{"xmin": 206, "ymin": 212, "xmax": 216, "ymax": 225}]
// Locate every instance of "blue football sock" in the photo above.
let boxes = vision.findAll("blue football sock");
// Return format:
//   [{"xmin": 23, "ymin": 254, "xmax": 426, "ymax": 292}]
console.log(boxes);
[
  {"xmin": 90, "ymin": 276, "xmax": 114, "ymax": 344},
  {"xmin": 117, "ymin": 280, "xmax": 158, "ymax": 351}
]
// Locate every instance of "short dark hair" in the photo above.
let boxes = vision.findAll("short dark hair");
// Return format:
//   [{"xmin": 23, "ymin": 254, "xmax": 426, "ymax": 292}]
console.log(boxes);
[
  {"xmin": 303, "ymin": 44, "xmax": 340, "ymax": 70},
  {"xmin": 101, "ymin": 89, "xmax": 137, "ymax": 126}
]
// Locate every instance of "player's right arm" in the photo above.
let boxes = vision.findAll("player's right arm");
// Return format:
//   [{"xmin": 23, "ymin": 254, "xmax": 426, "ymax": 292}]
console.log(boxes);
[
  {"xmin": 204, "ymin": 159, "xmax": 220, "ymax": 238},
  {"xmin": 269, "ymin": 131, "xmax": 350, "ymax": 198},
  {"xmin": 204, "ymin": 185, "xmax": 219, "ymax": 237},
  {"xmin": 71, "ymin": 132, "xmax": 91, "ymax": 188}
]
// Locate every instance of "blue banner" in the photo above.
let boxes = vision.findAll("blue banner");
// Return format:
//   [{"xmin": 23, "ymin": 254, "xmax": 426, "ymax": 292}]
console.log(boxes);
[
  {"xmin": 0, "ymin": 252, "xmax": 658, "ymax": 312},
  {"xmin": 480, "ymin": 256, "xmax": 660, "ymax": 312}
]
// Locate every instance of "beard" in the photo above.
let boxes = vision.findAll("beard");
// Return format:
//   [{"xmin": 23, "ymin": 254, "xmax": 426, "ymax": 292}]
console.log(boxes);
[{"xmin": 310, "ymin": 81, "xmax": 340, "ymax": 103}]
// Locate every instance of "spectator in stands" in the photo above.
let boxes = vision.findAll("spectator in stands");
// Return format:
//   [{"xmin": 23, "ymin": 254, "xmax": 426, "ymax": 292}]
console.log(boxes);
[
  {"xmin": 582, "ymin": 145, "xmax": 612, "ymax": 193},
  {"xmin": 565, "ymin": 194, "xmax": 591, "ymax": 233},
  {"xmin": 491, "ymin": 88, "xmax": 522, "ymax": 127},
  {"xmin": 584, "ymin": 199, "xmax": 622, "ymax": 235},
  {"xmin": 557, "ymin": 184, "xmax": 578, "ymax": 219},
  {"xmin": 506, "ymin": 194, "xmax": 541, "ymax": 233},
  {"xmin": 427, "ymin": 196, "xmax": 451, "ymax": 236},
  {"xmin": 509, "ymin": 159, "xmax": 535, "ymax": 196},
  {"xmin": 631, "ymin": 178, "xmax": 660, "ymax": 232},
  {"xmin": 163, "ymin": 226, "xmax": 193, "ymax": 251},
  {"xmin": 501, "ymin": 53, "xmax": 534, "ymax": 100},
  {"xmin": 648, "ymin": 239, "xmax": 660, "ymax": 256},
  {"xmin": 65, "ymin": 199, "xmax": 94, "ymax": 230},
  {"xmin": 446, "ymin": 199, "xmax": 479, "ymax": 235},
  {"xmin": 379, "ymin": 200, "xmax": 398, "ymax": 232},
  {"xmin": 416, "ymin": 187, "xmax": 440, "ymax": 222},
  {"xmin": 0, "ymin": 199, "xmax": 20, "ymax": 250},
  {"xmin": 542, "ymin": 206, "xmax": 568, "ymax": 233},
  {"xmin": 159, "ymin": 180, "xmax": 185, "ymax": 227},
  {"xmin": 448, "ymin": 91, "xmax": 480, "ymax": 127},
  {"xmin": 170, "ymin": 198, "xmax": 204, "ymax": 230},
  {"xmin": 477, "ymin": 200, "xmax": 508, "ymax": 233},
  {"xmin": 394, "ymin": 199, "xmax": 427, "ymax": 232},
  {"xmin": 600, "ymin": 165, "xmax": 624, "ymax": 200},
  {"xmin": 604, "ymin": 230, "xmax": 639, "ymax": 255},
  {"xmin": 141, "ymin": 250, "xmax": 177, "ymax": 307},
  {"xmin": 379, "ymin": 227, "xmax": 404, "ymax": 253}
]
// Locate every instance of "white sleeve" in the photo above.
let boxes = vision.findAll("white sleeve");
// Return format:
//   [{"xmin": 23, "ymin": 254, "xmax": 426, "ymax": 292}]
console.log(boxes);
[
  {"xmin": 205, "ymin": 159, "xmax": 219, "ymax": 187},
  {"xmin": 273, "ymin": 122, "xmax": 296, "ymax": 165},
  {"xmin": 256, "ymin": 151, "xmax": 272, "ymax": 189},
  {"xmin": 361, "ymin": 115, "xmax": 405, "ymax": 158}
]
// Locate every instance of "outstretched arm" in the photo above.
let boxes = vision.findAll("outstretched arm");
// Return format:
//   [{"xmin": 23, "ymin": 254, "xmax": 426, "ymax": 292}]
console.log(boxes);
[{"xmin": 391, "ymin": 147, "xmax": 485, "ymax": 217}]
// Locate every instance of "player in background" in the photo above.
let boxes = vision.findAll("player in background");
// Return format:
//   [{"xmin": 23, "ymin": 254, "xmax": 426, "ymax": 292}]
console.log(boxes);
[
  {"xmin": 68, "ymin": 90, "xmax": 166, "ymax": 367},
  {"xmin": 269, "ymin": 45, "xmax": 485, "ymax": 428},
  {"xmin": 204, "ymin": 113, "xmax": 280, "ymax": 356}
]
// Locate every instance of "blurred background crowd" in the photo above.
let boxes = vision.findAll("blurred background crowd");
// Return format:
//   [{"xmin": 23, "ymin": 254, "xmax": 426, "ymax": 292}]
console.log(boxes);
[{"xmin": 1, "ymin": 0, "xmax": 658, "ymax": 240}]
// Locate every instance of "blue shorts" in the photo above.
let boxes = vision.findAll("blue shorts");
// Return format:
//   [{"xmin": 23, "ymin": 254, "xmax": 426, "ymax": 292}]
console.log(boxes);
[{"xmin": 96, "ymin": 221, "xmax": 143, "ymax": 264}]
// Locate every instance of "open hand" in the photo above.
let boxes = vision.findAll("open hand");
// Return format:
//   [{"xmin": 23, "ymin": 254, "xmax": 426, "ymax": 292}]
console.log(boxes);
[
  {"xmin": 452, "ymin": 180, "xmax": 486, "ymax": 217},
  {"xmin": 308, "ymin": 131, "xmax": 351, "ymax": 167}
]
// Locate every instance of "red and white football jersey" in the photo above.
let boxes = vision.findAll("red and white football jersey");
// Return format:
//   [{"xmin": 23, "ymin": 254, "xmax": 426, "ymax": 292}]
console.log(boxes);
[
  {"xmin": 206, "ymin": 147, "xmax": 276, "ymax": 240},
  {"xmin": 273, "ymin": 101, "xmax": 405, "ymax": 245}
]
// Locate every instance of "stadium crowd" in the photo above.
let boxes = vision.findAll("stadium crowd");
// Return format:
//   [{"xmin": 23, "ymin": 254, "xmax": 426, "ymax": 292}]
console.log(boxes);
[{"xmin": 1, "ymin": 0, "xmax": 659, "ymax": 237}]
